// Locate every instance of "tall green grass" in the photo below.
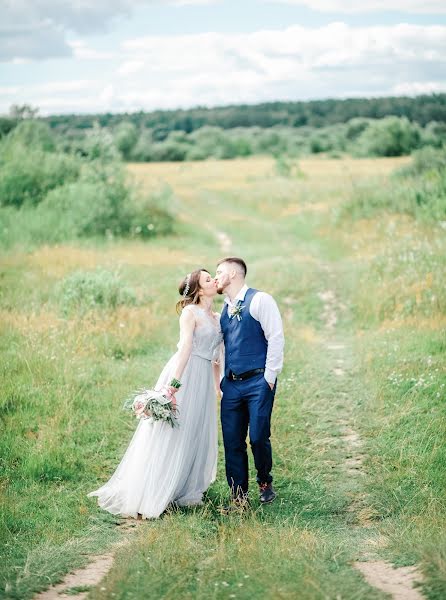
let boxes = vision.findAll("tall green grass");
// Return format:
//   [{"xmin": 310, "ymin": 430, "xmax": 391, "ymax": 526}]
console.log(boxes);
[
  {"xmin": 340, "ymin": 147, "xmax": 446, "ymax": 223},
  {"xmin": 336, "ymin": 157, "xmax": 446, "ymax": 596},
  {"xmin": 1, "ymin": 155, "xmax": 445, "ymax": 599}
]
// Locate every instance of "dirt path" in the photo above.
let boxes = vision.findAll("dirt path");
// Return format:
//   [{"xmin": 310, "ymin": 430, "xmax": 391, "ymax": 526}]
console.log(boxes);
[
  {"xmin": 354, "ymin": 562, "xmax": 425, "ymax": 600},
  {"xmin": 33, "ymin": 523, "xmax": 140, "ymax": 600},
  {"xmin": 317, "ymin": 279, "xmax": 425, "ymax": 600},
  {"xmin": 34, "ymin": 554, "xmax": 114, "ymax": 600}
]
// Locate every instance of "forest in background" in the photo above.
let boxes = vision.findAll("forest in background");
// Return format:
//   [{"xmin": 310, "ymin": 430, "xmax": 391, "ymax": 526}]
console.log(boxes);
[
  {"xmin": 44, "ymin": 93, "xmax": 446, "ymax": 130},
  {"xmin": 1, "ymin": 94, "xmax": 446, "ymax": 163}
]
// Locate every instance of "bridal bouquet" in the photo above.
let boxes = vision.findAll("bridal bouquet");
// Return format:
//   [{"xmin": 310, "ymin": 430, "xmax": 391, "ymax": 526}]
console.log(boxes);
[{"xmin": 123, "ymin": 387, "xmax": 179, "ymax": 428}]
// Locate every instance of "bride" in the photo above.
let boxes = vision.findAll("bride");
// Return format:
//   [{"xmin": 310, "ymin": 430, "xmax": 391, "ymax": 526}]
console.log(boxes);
[{"xmin": 88, "ymin": 269, "xmax": 222, "ymax": 519}]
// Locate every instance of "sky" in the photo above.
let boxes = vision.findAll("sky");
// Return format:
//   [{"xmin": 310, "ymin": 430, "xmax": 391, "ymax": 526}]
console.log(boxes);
[{"xmin": 1, "ymin": 0, "xmax": 446, "ymax": 116}]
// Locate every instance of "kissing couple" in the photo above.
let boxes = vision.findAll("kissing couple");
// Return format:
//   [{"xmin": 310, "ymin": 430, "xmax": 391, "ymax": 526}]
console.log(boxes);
[{"xmin": 89, "ymin": 257, "xmax": 284, "ymax": 516}]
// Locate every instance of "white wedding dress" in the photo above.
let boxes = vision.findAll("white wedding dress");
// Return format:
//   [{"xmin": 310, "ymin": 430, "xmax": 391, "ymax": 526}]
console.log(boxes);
[{"xmin": 88, "ymin": 305, "xmax": 222, "ymax": 519}]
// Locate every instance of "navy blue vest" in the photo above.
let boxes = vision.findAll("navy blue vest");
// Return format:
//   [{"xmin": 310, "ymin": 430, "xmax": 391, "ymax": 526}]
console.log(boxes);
[{"xmin": 220, "ymin": 288, "xmax": 267, "ymax": 377}]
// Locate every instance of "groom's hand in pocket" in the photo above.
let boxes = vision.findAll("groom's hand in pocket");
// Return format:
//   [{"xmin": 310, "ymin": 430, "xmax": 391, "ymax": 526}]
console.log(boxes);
[{"xmin": 265, "ymin": 378, "xmax": 275, "ymax": 391}]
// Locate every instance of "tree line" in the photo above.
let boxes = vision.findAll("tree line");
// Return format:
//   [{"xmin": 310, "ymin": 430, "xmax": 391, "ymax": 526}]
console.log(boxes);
[
  {"xmin": 1, "ymin": 95, "xmax": 445, "ymax": 164},
  {"xmin": 40, "ymin": 93, "xmax": 446, "ymax": 136}
]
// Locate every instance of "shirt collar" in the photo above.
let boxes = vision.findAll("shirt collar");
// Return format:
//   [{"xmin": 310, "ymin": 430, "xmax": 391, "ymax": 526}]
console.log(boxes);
[{"xmin": 225, "ymin": 284, "xmax": 248, "ymax": 306}]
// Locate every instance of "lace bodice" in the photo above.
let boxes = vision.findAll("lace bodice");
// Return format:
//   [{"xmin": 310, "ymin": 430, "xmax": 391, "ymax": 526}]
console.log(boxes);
[{"xmin": 178, "ymin": 305, "xmax": 223, "ymax": 362}]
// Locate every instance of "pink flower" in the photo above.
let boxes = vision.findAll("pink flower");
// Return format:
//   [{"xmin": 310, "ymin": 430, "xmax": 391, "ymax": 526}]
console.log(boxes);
[{"xmin": 133, "ymin": 400, "xmax": 146, "ymax": 417}]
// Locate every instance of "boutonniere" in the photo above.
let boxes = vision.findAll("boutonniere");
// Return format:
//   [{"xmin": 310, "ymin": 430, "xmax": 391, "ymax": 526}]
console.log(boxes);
[{"xmin": 229, "ymin": 303, "xmax": 245, "ymax": 321}]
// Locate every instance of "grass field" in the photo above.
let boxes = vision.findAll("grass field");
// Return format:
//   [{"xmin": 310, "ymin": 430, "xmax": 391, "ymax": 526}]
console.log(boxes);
[{"xmin": 1, "ymin": 156, "xmax": 445, "ymax": 599}]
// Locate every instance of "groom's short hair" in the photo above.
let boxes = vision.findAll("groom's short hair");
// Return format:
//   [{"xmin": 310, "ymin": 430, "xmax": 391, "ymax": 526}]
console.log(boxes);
[{"xmin": 217, "ymin": 257, "xmax": 247, "ymax": 277}]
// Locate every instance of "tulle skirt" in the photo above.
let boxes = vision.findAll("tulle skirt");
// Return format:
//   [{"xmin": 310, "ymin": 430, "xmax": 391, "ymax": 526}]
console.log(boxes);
[{"xmin": 88, "ymin": 352, "xmax": 217, "ymax": 519}]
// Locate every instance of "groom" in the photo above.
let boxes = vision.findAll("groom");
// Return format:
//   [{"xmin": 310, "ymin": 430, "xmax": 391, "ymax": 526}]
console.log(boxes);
[{"xmin": 215, "ymin": 257, "xmax": 284, "ymax": 507}]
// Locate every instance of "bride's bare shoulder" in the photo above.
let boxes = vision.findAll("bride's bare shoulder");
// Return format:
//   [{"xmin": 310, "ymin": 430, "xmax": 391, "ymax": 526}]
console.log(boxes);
[{"xmin": 180, "ymin": 305, "xmax": 197, "ymax": 319}]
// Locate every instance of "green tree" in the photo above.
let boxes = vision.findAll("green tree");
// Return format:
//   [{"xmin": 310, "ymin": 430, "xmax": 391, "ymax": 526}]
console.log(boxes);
[
  {"xmin": 7, "ymin": 120, "xmax": 56, "ymax": 152},
  {"xmin": 81, "ymin": 123, "xmax": 120, "ymax": 162},
  {"xmin": 9, "ymin": 104, "xmax": 39, "ymax": 120},
  {"xmin": 355, "ymin": 117, "xmax": 422, "ymax": 157},
  {"xmin": 114, "ymin": 121, "xmax": 138, "ymax": 160}
]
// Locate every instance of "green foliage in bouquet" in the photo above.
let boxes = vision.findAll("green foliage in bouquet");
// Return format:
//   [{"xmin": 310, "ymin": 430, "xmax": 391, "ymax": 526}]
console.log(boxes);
[{"xmin": 123, "ymin": 388, "xmax": 179, "ymax": 428}]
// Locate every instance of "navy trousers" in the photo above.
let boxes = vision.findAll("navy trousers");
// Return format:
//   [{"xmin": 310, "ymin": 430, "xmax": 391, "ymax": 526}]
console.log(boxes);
[{"xmin": 220, "ymin": 372, "xmax": 276, "ymax": 496}]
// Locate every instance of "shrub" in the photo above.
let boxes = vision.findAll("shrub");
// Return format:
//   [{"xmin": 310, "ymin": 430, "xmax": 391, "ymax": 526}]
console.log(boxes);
[
  {"xmin": 0, "ymin": 119, "xmax": 175, "ymax": 247},
  {"xmin": 38, "ymin": 180, "xmax": 123, "ymax": 239},
  {"xmin": 309, "ymin": 135, "xmax": 324, "ymax": 153},
  {"xmin": 345, "ymin": 118, "xmax": 371, "ymax": 141},
  {"xmin": 124, "ymin": 185, "xmax": 175, "ymax": 238},
  {"xmin": 79, "ymin": 123, "xmax": 120, "ymax": 162},
  {"xmin": 78, "ymin": 118, "xmax": 446, "ymax": 164},
  {"xmin": 256, "ymin": 129, "xmax": 289, "ymax": 155},
  {"xmin": 341, "ymin": 147, "xmax": 446, "ymax": 223},
  {"xmin": 114, "ymin": 121, "xmax": 138, "ymax": 160},
  {"xmin": 7, "ymin": 120, "xmax": 56, "ymax": 152},
  {"xmin": 355, "ymin": 116, "xmax": 422, "ymax": 157},
  {"xmin": 0, "ymin": 117, "xmax": 18, "ymax": 139},
  {"xmin": 58, "ymin": 268, "xmax": 137, "ymax": 315},
  {"xmin": 131, "ymin": 130, "xmax": 154, "ymax": 161},
  {"xmin": 37, "ymin": 177, "xmax": 174, "ymax": 241},
  {"xmin": 397, "ymin": 146, "xmax": 446, "ymax": 177},
  {"xmin": 188, "ymin": 126, "xmax": 236, "ymax": 159},
  {"xmin": 421, "ymin": 121, "xmax": 446, "ymax": 149},
  {"xmin": 150, "ymin": 141, "xmax": 188, "ymax": 162},
  {"xmin": 0, "ymin": 146, "xmax": 80, "ymax": 207}
]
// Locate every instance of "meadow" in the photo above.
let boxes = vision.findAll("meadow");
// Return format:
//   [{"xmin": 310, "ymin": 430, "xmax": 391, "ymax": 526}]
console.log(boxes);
[{"xmin": 1, "ymin": 154, "xmax": 445, "ymax": 599}]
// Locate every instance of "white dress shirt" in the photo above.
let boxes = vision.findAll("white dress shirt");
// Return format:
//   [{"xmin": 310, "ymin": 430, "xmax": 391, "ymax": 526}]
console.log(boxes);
[{"xmin": 224, "ymin": 284, "xmax": 284, "ymax": 385}]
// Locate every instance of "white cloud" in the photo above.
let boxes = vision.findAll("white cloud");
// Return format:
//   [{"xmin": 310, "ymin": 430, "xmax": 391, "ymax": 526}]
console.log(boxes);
[
  {"xmin": 272, "ymin": 1, "xmax": 446, "ymax": 13},
  {"xmin": 34, "ymin": 80, "xmax": 94, "ymax": 93},
  {"xmin": 118, "ymin": 23, "xmax": 446, "ymax": 85},
  {"xmin": 0, "ymin": 0, "xmax": 221, "ymax": 61},
  {"xmin": 0, "ymin": 0, "xmax": 144, "ymax": 61},
  {"xmin": 68, "ymin": 40, "xmax": 116, "ymax": 60},
  {"xmin": 392, "ymin": 81, "xmax": 446, "ymax": 95},
  {"xmin": 112, "ymin": 22, "xmax": 446, "ymax": 110},
  {"xmin": 171, "ymin": 0, "xmax": 219, "ymax": 4},
  {"xmin": 0, "ymin": 79, "xmax": 93, "ymax": 95},
  {"xmin": 2, "ymin": 0, "xmax": 446, "ymax": 62},
  {"xmin": 0, "ymin": 86, "xmax": 20, "ymax": 95},
  {"xmin": 0, "ymin": 79, "xmax": 94, "ymax": 105},
  {"xmin": 1, "ymin": 22, "xmax": 445, "ymax": 114},
  {"xmin": 0, "ymin": 18, "xmax": 71, "ymax": 61},
  {"xmin": 117, "ymin": 59, "xmax": 145, "ymax": 75}
]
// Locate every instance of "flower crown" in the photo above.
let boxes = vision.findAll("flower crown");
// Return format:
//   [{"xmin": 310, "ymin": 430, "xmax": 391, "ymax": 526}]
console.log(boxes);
[{"xmin": 183, "ymin": 273, "xmax": 191, "ymax": 298}]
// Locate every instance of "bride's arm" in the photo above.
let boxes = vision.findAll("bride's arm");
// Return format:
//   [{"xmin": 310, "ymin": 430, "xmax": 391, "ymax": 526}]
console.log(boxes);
[
  {"xmin": 213, "ymin": 359, "xmax": 222, "ymax": 399},
  {"xmin": 171, "ymin": 307, "xmax": 196, "ymax": 385},
  {"xmin": 212, "ymin": 312, "xmax": 223, "ymax": 398}
]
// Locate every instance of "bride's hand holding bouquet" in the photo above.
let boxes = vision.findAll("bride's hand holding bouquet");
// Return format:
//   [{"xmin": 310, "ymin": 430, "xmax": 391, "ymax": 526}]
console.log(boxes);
[{"xmin": 124, "ymin": 378, "xmax": 182, "ymax": 428}]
